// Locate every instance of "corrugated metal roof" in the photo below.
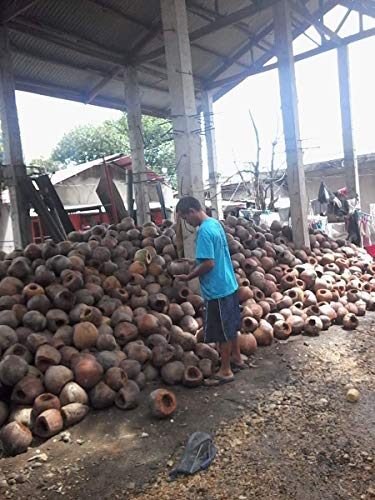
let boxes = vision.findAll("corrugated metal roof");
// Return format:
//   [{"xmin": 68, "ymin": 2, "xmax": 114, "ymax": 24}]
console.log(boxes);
[{"xmin": 2, "ymin": 0, "xmax": 343, "ymax": 116}]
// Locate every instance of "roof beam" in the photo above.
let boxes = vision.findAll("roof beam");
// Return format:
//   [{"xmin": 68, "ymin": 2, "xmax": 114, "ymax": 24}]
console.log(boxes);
[
  {"xmin": 84, "ymin": 67, "xmax": 122, "ymax": 104},
  {"xmin": 203, "ymin": 22, "xmax": 274, "ymax": 84},
  {"xmin": 138, "ymin": 0, "xmax": 279, "ymax": 63},
  {"xmin": 208, "ymin": 26, "xmax": 375, "ymax": 89},
  {"xmin": 8, "ymin": 17, "xmax": 128, "ymax": 66},
  {"xmin": 290, "ymin": 1, "xmax": 342, "ymax": 44},
  {"xmin": 1, "ymin": 0, "xmax": 40, "ymax": 23},
  {"xmin": 83, "ymin": 0, "xmax": 153, "ymax": 31},
  {"xmin": 15, "ymin": 77, "xmax": 168, "ymax": 117},
  {"xmin": 339, "ymin": 0, "xmax": 375, "ymax": 18}
]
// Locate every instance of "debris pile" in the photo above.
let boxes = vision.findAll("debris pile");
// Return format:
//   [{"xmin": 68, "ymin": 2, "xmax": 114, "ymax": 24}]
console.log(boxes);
[{"xmin": 0, "ymin": 214, "xmax": 373, "ymax": 455}]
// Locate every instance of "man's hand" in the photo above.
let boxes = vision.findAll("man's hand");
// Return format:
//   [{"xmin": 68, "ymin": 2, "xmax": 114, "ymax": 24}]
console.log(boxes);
[{"xmin": 175, "ymin": 274, "xmax": 190, "ymax": 281}]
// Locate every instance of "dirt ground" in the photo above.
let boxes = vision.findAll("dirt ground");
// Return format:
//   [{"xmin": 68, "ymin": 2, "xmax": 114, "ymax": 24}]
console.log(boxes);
[{"xmin": 0, "ymin": 314, "xmax": 374, "ymax": 500}]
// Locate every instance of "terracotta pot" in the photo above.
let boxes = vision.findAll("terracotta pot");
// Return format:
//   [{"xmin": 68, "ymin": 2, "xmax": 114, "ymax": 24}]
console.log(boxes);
[
  {"xmin": 181, "ymin": 351, "xmax": 200, "ymax": 367},
  {"xmin": 125, "ymin": 341, "xmax": 152, "ymax": 364},
  {"xmin": 115, "ymin": 380, "xmax": 140, "ymax": 410},
  {"xmin": 170, "ymin": 328, "xmax": 197, "ymax": 351},
  {"xmin": 44, "ymin": 365, "xmax": 74, "ymax": 395},
  {"xmin": 148, "ymin": 388, "xmax": 177, "ymax": 418},
  {"xmin": 253, "ymin": 319, "xmax": 274, "ymax": 346},
  {"xmin": 89, "ymin": 381, "xmax": 116, "ymax": 409},
  {"xmin": 182, "ymin": 366, "xmax": 203, "ymax": 388},
  {"xmin": 23, "ymin": 283, "xmax": 44, "ymax": 301},
  {"xmin": 342, "ymin": 314, "xmax": 359, "ymax": 330},
  {"xmin": 73, "ymin": 322, "xmax": 99, "ymax": 350},
  {"xmin": 73, "ymin": 357, "xmax": 103, "ymax": 389},
  {"xmin": 59, "ymin": 381, "xmax": 89, "ymax": 406},
  {"xmin": 34, "ymin": 408, "xmax": 63, "ymax": 438},
  {"xmin": 304, "ymin": 316, "xmax": 323, "ymax": 336},
  {"xmin": 168, "ymin": 259, "xmax": 191, "ymax": 276},
  {"xmin": 35, "ymin": 345, "xmax": 62, "ymax": 372},
  {"xmin": 161, "ymin": 360, "xmax": 185, "ymax": 385},
  {"xmin": 104, "ymin": 367, "xmax": 128, "ymax": 391},
  {"xmin": 11, "ymin": 375, "xmax": 44, "ymax": 405},
  {"xmin": 114, "ymin": 322, "xmax": 138, "ymax": 346},
  {"xmin": 238, "ymin": 332, "xmax": 257, "ymax": 355},
  {"xmin": 31, "ymin": 393, "xmax": 61, "ymax": 423},
  {"xmin": 286, "ymin": 315, "xmax": 305, "ymax": 335},
  {"xmin": 168, "ymin": 303, "xmax": 184, "ymax": 323},
  {"xmin": 0, "ymin": 355, "xmax": 28, "ymax": 387},
  {"xmin": 119, "ymin": 359, "xmax": 141, "ymax": 380},
  {"xmin": 179, "ymin": 315, "xmax": 199, "ymax": 334},
  {"xmin": 61, "ymin": 402, "xmax": 89, "ymax": 427},
  {"xmin": 152, "ymin": 344, "xmax": 176, "ymax": 367},
  {"xmin": 273, "ymin": 320, "xmax": 292, "ymax": 340},
  {"xmin": 194, "ymin": 343, "xmax": 219, "ymax": 365},
  {"xmin": 241, "ymin": 316, "xmax": 258, "ymax": 333},
  {"xmin": 46, "ymin": 309, "xmax": 70, "ymax": 332},
  {"xmin": 0, "ymin": 421, "xmax": 32, "ymax": 456}
]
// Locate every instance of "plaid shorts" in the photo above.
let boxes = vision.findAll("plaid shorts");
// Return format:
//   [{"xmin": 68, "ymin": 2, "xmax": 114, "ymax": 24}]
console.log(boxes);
[{"xmin": 203, "ymin": 290, "xmax": 241, "ymax": 344}]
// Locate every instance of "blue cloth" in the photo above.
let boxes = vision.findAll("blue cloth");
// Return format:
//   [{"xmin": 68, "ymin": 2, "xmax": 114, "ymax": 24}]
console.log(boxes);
[
  {"xmin": 196, "ymin": 217, "xmax": 238, "ymax": 300},
  {"xmin": 203, "ymin": 290, "xmax": 241, "ymax": 343}
]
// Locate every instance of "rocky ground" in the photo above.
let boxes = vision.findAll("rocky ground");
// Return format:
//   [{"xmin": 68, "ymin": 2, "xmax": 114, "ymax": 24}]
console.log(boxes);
[{"xmin": 0, "ymin": 315, "xmax": 374, "ymax": 500}]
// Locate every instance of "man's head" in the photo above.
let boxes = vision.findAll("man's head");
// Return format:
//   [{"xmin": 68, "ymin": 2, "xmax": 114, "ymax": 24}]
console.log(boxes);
[{"xmin": 176, "ymin": 196, "xmax": 206, "ymax": 227}]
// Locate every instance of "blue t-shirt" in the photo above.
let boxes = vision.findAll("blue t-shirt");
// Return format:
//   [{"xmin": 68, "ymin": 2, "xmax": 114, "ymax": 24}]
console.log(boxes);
[{"xmin": 196, "ymin": 218, "xmax": 238, "ymax": 300}]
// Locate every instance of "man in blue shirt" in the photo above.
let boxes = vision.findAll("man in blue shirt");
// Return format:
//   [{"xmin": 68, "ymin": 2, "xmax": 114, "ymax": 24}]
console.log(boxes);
[{"xmin": 175, "ymin": 196, "xmax": 244, "ymax": 386}]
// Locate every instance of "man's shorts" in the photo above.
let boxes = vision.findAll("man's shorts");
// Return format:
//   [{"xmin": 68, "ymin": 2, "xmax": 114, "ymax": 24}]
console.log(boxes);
[{"xmin": 203, "ymin": 290, "xmax": 241, "ymax": 344}]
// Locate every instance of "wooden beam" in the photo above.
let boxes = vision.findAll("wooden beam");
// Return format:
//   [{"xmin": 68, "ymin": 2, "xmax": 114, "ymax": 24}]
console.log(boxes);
[
  {"xmin": 138, "ymin": 0, "xmax": 279, "ymax": 63},
  {"xmin": 1, "ymin": 0, "xmax": 40, "ymax": 23}
]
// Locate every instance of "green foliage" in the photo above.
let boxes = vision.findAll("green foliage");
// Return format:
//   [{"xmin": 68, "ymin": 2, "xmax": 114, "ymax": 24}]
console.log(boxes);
[
  {"xmin": 51, "ymin": 115, "xmax": 176, "ymax": 188},
  {"xmin": 28, "ymin": 157, "xmax": 61, "ymax": 175}
]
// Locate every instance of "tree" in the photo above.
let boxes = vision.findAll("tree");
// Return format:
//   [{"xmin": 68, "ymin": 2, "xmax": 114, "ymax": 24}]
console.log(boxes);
[
  {"xmin": 28, "ymin": 157, "xmax": 61, "ymax": 176},
  {"xmin": 51, "ymin": 115, "xmax": 177, "ymax": 187}
]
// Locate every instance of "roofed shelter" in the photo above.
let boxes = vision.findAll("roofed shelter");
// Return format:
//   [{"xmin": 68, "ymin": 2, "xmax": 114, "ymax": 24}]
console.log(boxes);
[{"xmin": 0, "ymin": 0, "xmax": 374, "ymax": 255}]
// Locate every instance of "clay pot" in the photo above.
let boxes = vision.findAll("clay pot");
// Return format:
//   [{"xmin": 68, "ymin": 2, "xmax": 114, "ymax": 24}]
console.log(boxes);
[
  {"xmin": 197, "ymin": 359, "xmax": 212, "ymax": 378},
  {"xmin": 0, "ymin": 355, "xmax": 29, "ymax": 386},
  {"xmin": 125, "ymin": 341, "xmax": 152, "ymax": 364},
  {"xmin": 114, "ymin": 322, "xmax": 138, "ymax": 346},
  {"xmin": 304, "ymin": 316, "xmax": 323, "ymax": 336},
  {"xmin": 152, "ymin": 344, "xmax": 175, "ymax": 367},
  {"xmin": 89, "ymin": 381, "xmax": 116, "ymax": 409},
  {"xmin": 148, "ymin": 388, "xmax": 177, "ymax": 418},
  {"xmin": 238, "ymin": 333, "xmax": 257, "ymax": 355},
  {"xmin": 241, "ymin": 316, "xmax": 258, "ymax": 333},
  {"xmin": 73, "ymin": 322, "xmax": 99, "ymax": 350},
  {"xmin": 253, "ymin": 319, "xmax": 274, "ymax": 346},
  {"xmin": 59, "ymin": 381, "xmax": 89, "ymax": 406},
  {"xmin": 46, "ymin": 309, "xmax": 70, "ymax": 332},
  {"xmin": 149, "ymin": 293, "xmax": 169, "ymax": 313},
  {"xmin": 115, "ymin": 380, "xmax": 140, "ymax": 410},
  {"xmin": 342, "ymin": 314, "xmax": 359, "ymax": 330},
  {"xmin": 73, "ymin": 357, "xmax": 103, "ymax": 389},
  {"xmin": 96, "ymin": 334, "xmax": 117, "ymax": 351},
  {"xmin": 0, "ymin": 421, "xmax": 33, "ymax": 456},
  {"xmin": 195, "ymin": 343, "xmax": 219, "ymax": 366},
  {"xmin": 31, "ymin": 393, "xmax": 61, "ymax": 423},
  {"xmin": 34, "ymin": 409, "xmax": 64, "ymax": 438},
  {"xmin": 170, "ymin": 328, "xmax": 196, "ymax": 351},
  {"xmin": 44, "ymin": 365, "xmax": 74, "ymax": 395},
  {"xmin": 179, "ymin": 315, "xmax": 199, "ymax": 334},
  {"xmin": 61, "ymin": 403, "xmax": 89, "ymax": 427},
  {"xmin": 161, "ymin": 360, "xmax": 185, "ymax": 385},
  {"xmin": 119, "ymin": 359, "xmax": 141, "ymax": 380},
  {"xmin": 22, "ymin": 310, "xmax": 46, "ymax": 332},
  {"xmin": 168, "ymin": 303, "xmax": 184, "ymax": 323},
  {"xmin": 11, "ymin": 375, "xmax": 44, "ymax": 405},
  {"xmin": 182, "ymin": 366, "xmax": 203, "ymax": 388},
  {"xmin": 286, "ymin": 315, "xmax": 305, "ymax": 335},
  {"xmin": 273, "ymin": 320, "xmax": 292, "ymax": 340},
  {"xmin": 134, "ymin": 248, "xmax": 152, "ymax": 265},
  {"xmin": 105, "ymin": 367, "xmax": 128, "ymax": 391},
  {"xmin": 35, "ymin": 345, "xmax": 62, "ymax": 372},
  {"xmin": 137, "ymin": 314, "xmax": 160, "ymax": 337},
  {"xmin": 168, "ymin": 259, "xmax": 191, "ymax": 276}
]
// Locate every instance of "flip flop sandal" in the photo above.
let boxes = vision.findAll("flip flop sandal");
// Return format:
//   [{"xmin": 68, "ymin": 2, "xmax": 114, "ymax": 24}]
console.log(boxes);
[
  {"xmin": 203, "ymin": 375, "xmax": 235, "ymax": 387},
  {"xmin": 230, "ymin": 361, "xmax": 249, "ymax": 373}
]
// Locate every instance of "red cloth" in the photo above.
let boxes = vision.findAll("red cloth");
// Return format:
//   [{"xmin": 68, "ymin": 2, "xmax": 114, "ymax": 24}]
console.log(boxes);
[{"xmin": 365, "ymin": 245, "xmax": 375, "ymax": 258}]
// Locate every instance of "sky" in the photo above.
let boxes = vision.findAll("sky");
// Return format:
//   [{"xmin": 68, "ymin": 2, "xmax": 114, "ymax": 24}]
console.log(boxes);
[{"xmin": 13, "ymin": 5, "xmax": 375, "ymax": 183}]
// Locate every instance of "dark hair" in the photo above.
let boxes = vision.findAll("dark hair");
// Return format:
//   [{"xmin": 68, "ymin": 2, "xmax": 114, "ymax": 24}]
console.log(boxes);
[{"xmin": 176, "ymin": 196, "xmax": 202, "ymax": 214}]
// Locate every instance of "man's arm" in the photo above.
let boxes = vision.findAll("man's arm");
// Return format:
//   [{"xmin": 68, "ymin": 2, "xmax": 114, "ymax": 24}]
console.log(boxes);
[{"xmin": 175, "ymin": 259, "xmax": 214, "ymax": 281}]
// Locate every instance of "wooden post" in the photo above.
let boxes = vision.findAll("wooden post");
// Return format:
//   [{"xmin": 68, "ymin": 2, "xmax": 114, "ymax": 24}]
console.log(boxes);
[
  {"xmin": 273, "ymin": 0, "xmax": 310, "ymax": 249},
  {"xmin": 124, "ymin": 65, "xmax": 151, "ymax": 226},
  {"xmin": 337, "ymin": 45, "xmax": 360, "ymax": 202},
  {"xmin": 0, "ymin": 25, "xmax": 31, "ymax": 248},
  {"xmin": 160, "ymin": 0, "xmax": 205, "ymax": 261},
  {"xmin": 202, "ymin": 90, "xmax": 223, "ymax": 220}
]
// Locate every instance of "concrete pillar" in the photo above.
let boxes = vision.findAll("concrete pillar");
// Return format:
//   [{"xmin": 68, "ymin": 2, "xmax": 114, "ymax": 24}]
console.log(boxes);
[
  {"xmin": 160, "ymin": 0, "xmax": 205, "ymax": 259},
  {"xmin": 0, "ymin": 26, "xmax": 31, "ymax": 248},
  {"xmin": 124, "ymin": 65, "xmax": 151, "ymax": 226},
  {"xmin": 202, "ymin": 90, "xmax": 223, "ymax": 220},
  {"xmin": 337, "ymin": 45, "xmax": 360, "ymax": 202},
  {"xmin": 273, "ymin": 0, "xmax": 310, "ymax": 249}
]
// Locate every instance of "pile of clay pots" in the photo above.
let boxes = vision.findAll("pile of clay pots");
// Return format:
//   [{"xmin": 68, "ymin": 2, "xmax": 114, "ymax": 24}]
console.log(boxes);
[{"xmin": 0, "ymin": 214, "xmax": 374, "ymax": 456}]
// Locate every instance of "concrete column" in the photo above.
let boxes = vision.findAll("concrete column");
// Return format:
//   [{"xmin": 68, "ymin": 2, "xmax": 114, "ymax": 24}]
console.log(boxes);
[
  {"xmin": 0, "ymin": 26, "xmax": 31, "ymax": 248},
  {"xmin": 337, "ymin": 45, "xmax": 360, "ymax": 202},
  {"xmin": 273, "ymin": 0, "xmax": 310, "ymax": 249},
  {"xmin": 124, "ymin": 65, "xmax": 151, "ymax": 226},
  {"xmin": 160, "ymin": 0, "xmax": 205, "ymax": 260},
  {"xmin": 202, "ymin": 90, "xmax": 223, "ymax": 220},
  {"xmin": 160, "ymin": 0, "xmax": 204, "ymax": 203}
]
